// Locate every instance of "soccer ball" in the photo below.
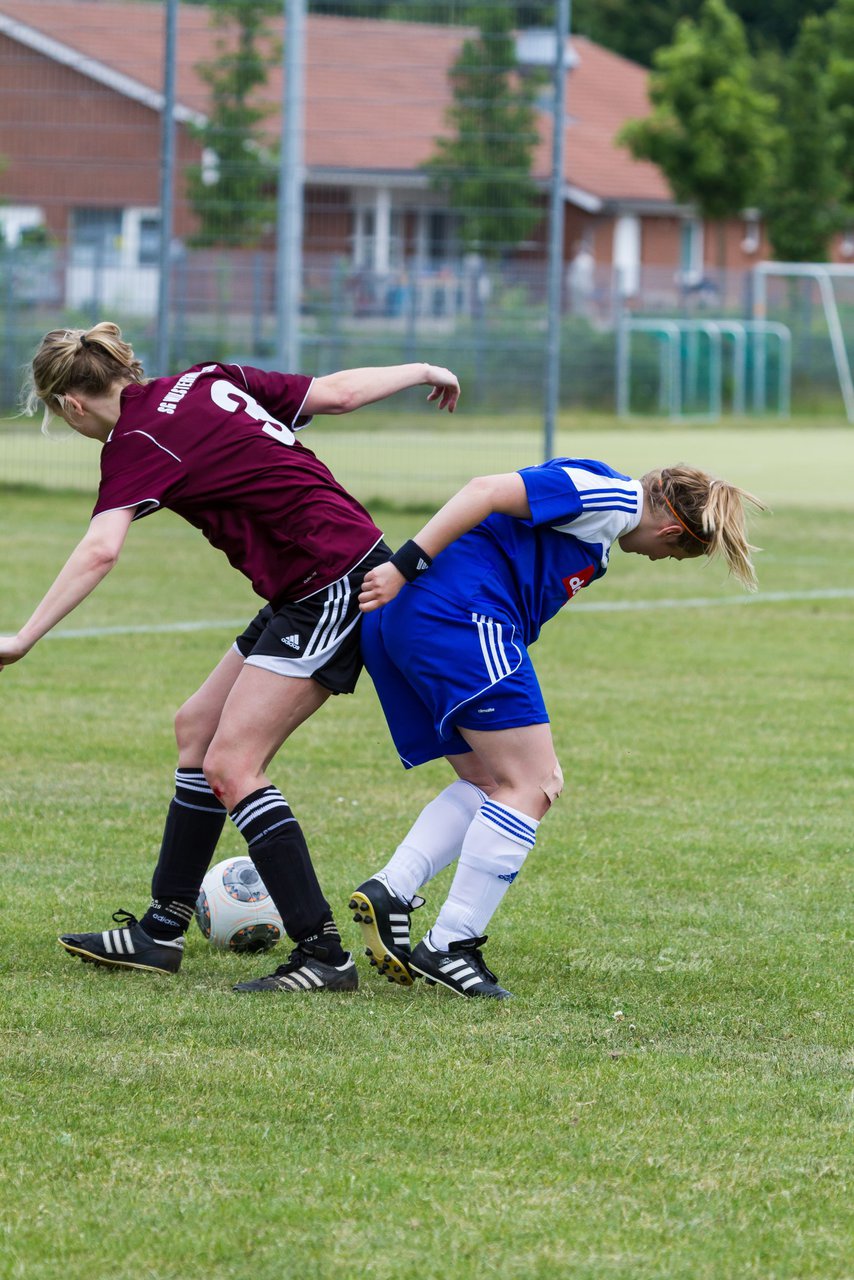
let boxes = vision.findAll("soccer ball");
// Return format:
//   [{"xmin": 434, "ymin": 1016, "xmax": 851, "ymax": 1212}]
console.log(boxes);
[{"xmin": 195, "ymin": 856, "xmax": 284, "ymax": 953}]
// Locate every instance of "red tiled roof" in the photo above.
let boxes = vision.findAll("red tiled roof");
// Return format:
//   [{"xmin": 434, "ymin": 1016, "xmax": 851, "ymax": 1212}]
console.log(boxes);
[{"xmin": 0, "ymin": 0, "xmax": 673, "ymax": 203}]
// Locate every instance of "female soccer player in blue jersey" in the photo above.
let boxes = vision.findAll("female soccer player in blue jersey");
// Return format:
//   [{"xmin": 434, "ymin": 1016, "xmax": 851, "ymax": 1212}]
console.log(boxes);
[
  {"xmin": 1, "ymin": 322, "xmax": 459, "ymax": 995},
  {"xmin": 351, "ymin": 459, "xmax": 764, "ymax": 999}
]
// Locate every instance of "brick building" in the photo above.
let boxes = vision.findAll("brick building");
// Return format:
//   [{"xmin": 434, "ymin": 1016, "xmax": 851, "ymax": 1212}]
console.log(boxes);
[{"xmin": 0, "ymin": 0, "xmax": 777, "ymax": 315}]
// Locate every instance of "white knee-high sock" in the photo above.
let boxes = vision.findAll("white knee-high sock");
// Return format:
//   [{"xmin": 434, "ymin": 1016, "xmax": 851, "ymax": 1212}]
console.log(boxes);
[
  {"xmin": 377, "ymin": 780, "xmax": 487, "ymax": 904},
  {"xmin": 429, "ymin": 800, "xmax": 539, "ymax": 950}
]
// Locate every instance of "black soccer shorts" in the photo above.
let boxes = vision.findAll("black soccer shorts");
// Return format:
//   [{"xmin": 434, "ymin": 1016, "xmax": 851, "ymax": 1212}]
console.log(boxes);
[{"xmin": 234, "ymin": 540, "xmax": 392, "ymax": 694}]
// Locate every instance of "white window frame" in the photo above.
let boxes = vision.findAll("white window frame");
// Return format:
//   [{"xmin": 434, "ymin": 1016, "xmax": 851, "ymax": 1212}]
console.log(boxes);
[
  {"xmin": 613, "ymin": 214, "xmax": 641, "ymax": 297},
  {"xmin": 0, "ymin": 205, "xmax": 46, "ymax": 245},
  {"xmin": 122, "ymin": 207, "xmax": 160, "ymax": 268},
  {"xmin": 352, "ymin": 188, "xmax": 404, "ymax": 274},
  {"xmin": 679, "ymin": 217, "xmax": 705, "ymax": 285}
]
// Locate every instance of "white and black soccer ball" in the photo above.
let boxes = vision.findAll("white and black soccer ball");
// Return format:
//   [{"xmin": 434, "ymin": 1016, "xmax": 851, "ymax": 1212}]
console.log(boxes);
[{"xmin": 195, "ymin": 856, "xmax": 284, "ymax": 953}]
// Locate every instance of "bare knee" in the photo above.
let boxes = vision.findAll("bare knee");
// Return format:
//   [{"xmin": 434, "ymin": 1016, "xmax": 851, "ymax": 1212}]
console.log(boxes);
[
  {"xmin": 174, "ymin": 695, "xmax": 215, "ymax": 759},
  {"xmin": 202, "ymin": 742, "xmax": 232, "ymax": 808},
  {"xmin": 493, "ymin": 760, "xmax": 563, "ymax": 820},
  {"xmin": 540, "ymin": 759, "xmax": 564, "ymax": 809},
  {"xmin": 204, "ymin": 737, "xmax": 268, "ymax": 812}
]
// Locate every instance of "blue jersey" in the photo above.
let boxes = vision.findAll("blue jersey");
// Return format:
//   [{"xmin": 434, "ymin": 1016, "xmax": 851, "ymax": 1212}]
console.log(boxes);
[{"xmin": 410, "ymin": 458, "xmax": 642, "ymax": 645}]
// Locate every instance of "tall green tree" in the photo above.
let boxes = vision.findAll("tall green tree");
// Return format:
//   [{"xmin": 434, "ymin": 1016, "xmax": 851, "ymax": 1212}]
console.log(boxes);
[
  {"xmin": 186, "ymin": 0, "xmax": 280, "ymax": 247},
  {"xmin": 618, "ymin": 0, "xmax": 779, "ymax": 269},
  {"xmin": 573, "ymin": 0, "xmax": 696, "ymax": 67},
  {"xmin": 426, "ymin": 3, "xmax": 542, "ymax": 258},
  {"xmin": 725, "ymin": 0, "xmax": 835, "ymax": 52},
  {"xmin": 762, "ymin": 16, "xmax": 845, "ymax": 260},
  {"xmin": 182, "ymin": 1, "xmax": 832, "ymax": 64},
  {"xmin": 571, "ymin": 0, "xmax": 834, "ymax": 65},
  {"xmin": 827, "ymin": 0, "xmax": 854, "ymax": 220}
]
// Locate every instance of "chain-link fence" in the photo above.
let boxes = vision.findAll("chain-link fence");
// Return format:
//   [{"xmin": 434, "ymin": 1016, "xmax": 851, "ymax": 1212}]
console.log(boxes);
[{"xmin": 2, "ymin": 0, "xmax": 853, "ymax": 497}]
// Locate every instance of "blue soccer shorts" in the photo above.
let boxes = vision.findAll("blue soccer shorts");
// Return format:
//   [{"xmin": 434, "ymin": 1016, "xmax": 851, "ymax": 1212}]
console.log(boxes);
[{"xmin": 361, "ymin": 586, "xmax": 548, "ymax": 767}]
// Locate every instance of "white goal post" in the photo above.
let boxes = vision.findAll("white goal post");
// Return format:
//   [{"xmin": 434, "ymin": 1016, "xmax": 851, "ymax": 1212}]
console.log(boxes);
[{"xmin": 752, "ymin": 262, "xmax": 854, "ymax": 423}]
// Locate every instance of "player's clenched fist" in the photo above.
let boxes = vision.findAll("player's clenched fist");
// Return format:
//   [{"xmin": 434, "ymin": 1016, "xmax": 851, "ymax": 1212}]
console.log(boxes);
[{"xmin": 358, "ymin": 562, "xmax": 406, "ymax": 612}]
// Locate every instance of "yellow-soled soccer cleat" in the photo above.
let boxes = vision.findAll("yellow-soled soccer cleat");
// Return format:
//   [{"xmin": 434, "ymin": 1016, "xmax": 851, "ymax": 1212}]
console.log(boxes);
[{"xmin": 348, "ymin": 878, "xmax": 424, "ymax": 987}]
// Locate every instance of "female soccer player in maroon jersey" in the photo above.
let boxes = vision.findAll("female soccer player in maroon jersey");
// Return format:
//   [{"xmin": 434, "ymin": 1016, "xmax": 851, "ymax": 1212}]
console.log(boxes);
[{"xmin": 1, "ymin": 322, "xmax": 459, "ymax": 994}]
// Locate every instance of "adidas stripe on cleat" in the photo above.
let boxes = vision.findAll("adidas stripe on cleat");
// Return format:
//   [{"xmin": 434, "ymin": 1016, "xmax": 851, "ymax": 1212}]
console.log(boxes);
[
  {"xmin": 409, "ymin": 934, "xmax": 512, "ymax": 999},
  {"xmin": 232, "ymin": 940, "xmax": 358, "ymax": 993},
  {"xmin": 349, "ymin": 877, "xmax": 424, "ymax": 987},
  {"xmin": 58, "ymin": 910, "xmax": 184, "ymax": 974}
]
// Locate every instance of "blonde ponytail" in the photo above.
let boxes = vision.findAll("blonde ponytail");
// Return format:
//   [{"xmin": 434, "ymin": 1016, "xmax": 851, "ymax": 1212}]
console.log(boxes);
[
  {"xmin": 22, "ymin": 322, "xmax": 146, "ymax": 423},
  {"xmin": 644, "ymin": 465, "xmax": 767, "ymax": 591}
]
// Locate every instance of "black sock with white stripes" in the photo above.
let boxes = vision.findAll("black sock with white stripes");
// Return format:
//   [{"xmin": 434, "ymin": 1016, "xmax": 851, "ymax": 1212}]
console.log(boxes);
[
  {"xmin": 142, "ymin": 767, "xmax": 227, "ymax": 940},
  {"xmin": 141, "ymin": 898, "xmax": 196, "ymax": 940},
  {"xmin": 230, "ymin": 785, "xmax": 346, "ymax": 963}
]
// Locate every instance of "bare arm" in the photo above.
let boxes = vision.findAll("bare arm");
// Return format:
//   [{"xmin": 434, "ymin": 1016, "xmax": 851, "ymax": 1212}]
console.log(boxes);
[
  {"xmin": 359, "ymin": 472, "xmax": 531, "ymax": 612},
  {"xmin": 303, "ymin": 362, "xmax": 460, "ymax": 415},
  {"xmin": 0, "ymin": 507, "xmax": 135, "ymax": 670}
]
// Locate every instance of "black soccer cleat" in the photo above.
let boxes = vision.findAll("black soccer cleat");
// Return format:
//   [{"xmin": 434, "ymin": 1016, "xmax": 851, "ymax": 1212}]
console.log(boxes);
[
  {"xmin": 58, "ymin": 910, "xmax": 184, "ymax": 975},
  {"xmin": 232, "ymin": 940, "xmax": 359, "ymax": 993},
  {"xmin": 409, "ymin": 934, "xmax": 512, "ymax": 999},
  {"xmin": 348, "ymin": 877, "xmax": 424, "ymax": 988}
]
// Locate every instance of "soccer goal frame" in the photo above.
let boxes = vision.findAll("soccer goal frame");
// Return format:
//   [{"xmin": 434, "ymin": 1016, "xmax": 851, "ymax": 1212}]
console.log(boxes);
[
  {"xmin": 752, "ymin": 261, "xmax": 854, "ymax": 422},
  {"xmin": 615, "ymin": 317, "xmax": 791, "ymax": 420}
]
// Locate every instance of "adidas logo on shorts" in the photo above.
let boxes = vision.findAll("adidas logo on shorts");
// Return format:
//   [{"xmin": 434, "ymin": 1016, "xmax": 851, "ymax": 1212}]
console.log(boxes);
[{"xmin": 280, "ymin": 634, "xmax": 301, "ymax": 650}]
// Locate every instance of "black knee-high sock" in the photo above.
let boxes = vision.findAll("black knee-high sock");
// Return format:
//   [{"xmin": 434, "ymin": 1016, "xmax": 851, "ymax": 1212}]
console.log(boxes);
[
  {"xmin": 230, "ymin": 785, "xmax": 345, "ymax": 961},
  {"xmin": 142, "ymin": 768, "xmax": 227, "ymax": 939}
]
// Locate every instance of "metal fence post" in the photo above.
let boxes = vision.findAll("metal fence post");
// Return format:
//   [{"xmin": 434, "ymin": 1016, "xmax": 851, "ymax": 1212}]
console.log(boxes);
[
  {"xmin": 156, "ymin": 0, "xmax": 178, "ymax": 377},
  {"xmin": 277, "ymin": 0, "xmax": 306, "ymax": 374},
  {"xmin": 543, "ymin": 0, "xmax": 571, "ymax": 462}
]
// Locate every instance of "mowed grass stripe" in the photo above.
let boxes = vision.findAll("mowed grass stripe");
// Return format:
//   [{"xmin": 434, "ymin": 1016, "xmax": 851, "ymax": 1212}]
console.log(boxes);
[
  {"xmin": 3, "ymin": 418, "xmax": 854, "ymax": 510},
  {"xmin": 38, "ymin": 586, "xmax": 854, "ymax": 641}
]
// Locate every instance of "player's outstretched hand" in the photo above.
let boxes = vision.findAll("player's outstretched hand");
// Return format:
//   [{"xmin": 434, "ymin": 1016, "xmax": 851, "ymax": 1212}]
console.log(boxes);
[
  {"xmin": 425, "ymin": 365, "xmax": 460, "ymax": 413},
  {"xmin": 0, "ymin": 635, "xmax": 29, "ymax": 672},
  {"xmin": 359, "ymin": 562, "xmax": 407, "ymax": 612}
]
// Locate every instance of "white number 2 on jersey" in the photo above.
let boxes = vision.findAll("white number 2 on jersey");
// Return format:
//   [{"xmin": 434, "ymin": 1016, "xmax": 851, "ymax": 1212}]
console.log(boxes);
[{"xmin": 209, "ymin": 379, "xmax": 296, "ymax": 445}]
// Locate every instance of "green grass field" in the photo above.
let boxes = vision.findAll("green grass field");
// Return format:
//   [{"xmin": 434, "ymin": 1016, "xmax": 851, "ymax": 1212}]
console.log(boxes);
[
  {"xmin": 1, "ymin": 425, "xmax": 852, "ymax": 1280},
  {"xmin": 4, "ymin": 406, "xmax": 854, "ymax": 510}
]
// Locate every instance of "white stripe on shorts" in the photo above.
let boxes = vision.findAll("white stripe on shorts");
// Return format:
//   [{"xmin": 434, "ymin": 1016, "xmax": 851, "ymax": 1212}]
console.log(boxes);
[
  {"xmin": 473, "ymin": 613, "xmax": 512, "ymax": 685},
  {"xmin": 304, "ymin": 577, "xmax": 349, "ymax": 658}
]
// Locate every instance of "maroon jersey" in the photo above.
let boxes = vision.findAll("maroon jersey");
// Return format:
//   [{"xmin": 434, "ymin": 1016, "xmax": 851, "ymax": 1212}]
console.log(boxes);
[{"xmin": 92, "ymin": 363, "xmax": 383, "ymax": 603}]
